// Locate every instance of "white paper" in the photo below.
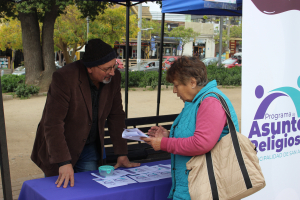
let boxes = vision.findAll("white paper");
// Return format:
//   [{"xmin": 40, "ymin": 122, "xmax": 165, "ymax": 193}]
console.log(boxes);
[
  {"xmin": 122, "ymin": 128, "xmax": 148, "ymax": 141},
  {"xmin": 158, "ymin": 164, "xmax": 171, "ymax": 169},
  {"xmin": 149, "ymin": 165, "xmax": 172, "ymax": 179},
  {"xmin": 124, "ymin": 165, "xmax": 157, "ymax": 174},
  {"xmin": 151, "ymin": 165, "xmax": 171, "ymax": 172},
  {"xmin": 127, "ymin": 173, "xmax": 159, "ymax": 183},
  {"xmin": 94, "ymin": 176, "xmax": 136, "ymax": 188},
  {"xmin": 92, "ymin": 165, "xmax": 172, "ymax": 187},
  {"xmin": 155, "ymin": 171, "xmax": 172, "ymax": 179}
]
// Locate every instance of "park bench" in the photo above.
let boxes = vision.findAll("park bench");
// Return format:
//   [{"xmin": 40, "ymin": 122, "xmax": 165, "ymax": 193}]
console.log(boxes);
[{"xmin": 104, "ymin": 114, "xmax": 178, "ymax": 164}]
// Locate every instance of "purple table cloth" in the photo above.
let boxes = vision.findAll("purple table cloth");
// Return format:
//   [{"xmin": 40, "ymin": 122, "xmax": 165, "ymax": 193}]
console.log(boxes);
[{"xmin": 19, "ymin": 159, "xmax": 172, "ymax": 200}]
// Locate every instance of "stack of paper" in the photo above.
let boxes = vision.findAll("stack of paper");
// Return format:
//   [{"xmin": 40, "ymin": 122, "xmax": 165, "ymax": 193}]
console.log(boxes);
[
  {"xmin": 93, "ymin": 176, "xmax": 136, "ymax": 188},
  {"xmin": 92, "ymin": 165, "xmax": 172, "ymax": 188},
  {"xmin": 122, "ymin": 128, "xmax": 148, "ymax": 141}
]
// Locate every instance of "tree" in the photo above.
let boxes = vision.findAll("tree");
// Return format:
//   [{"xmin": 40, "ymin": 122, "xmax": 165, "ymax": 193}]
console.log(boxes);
[
  {"xmin": 140, "ymin": 19, "xmax": 167, "ymax": 58},
  {"xmin": 0, "ymin": 18, "xmax": 22, "ymax": 67},
  {"xmin": 54, "ymin": 5, "xmax": 138, "ymax": 65},
  {"xmin": 168, "ymin": 26, "xmax": 200, "ymax": 56},
  {"xmin": 214, "ymin": 24, "xmax": 242, "ymax": 47},
  {"xmin": 0, "ymin": 0, "xmax": 110, "ymax": 91},
  {"xmin": 141, "ymin": 18, "xmax": 167, "ymax": 39},
  {"xmin": 214, "ymin": 29, "xmax": 229, "ymax": 47},
  {"xmin": 95, "ymin": 6, "xmax": 139, "ymax": 46},
  {"xmin": 230, "ymin": 24, "xmax": 242, "ymax": 38},
  {"xmin": 54, "ymin": 5, "xmax": 84, "ymax": 65}
]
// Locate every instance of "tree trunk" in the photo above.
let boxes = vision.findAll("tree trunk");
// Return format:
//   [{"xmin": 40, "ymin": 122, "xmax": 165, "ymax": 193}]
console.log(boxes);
[
  {"xmin": 61, "ymin": 43, "xmax": 72, "ymax": 65},
  {"xmin": 40, "ymin": 3, "xmax": 59, "ymax": 91},
  {"xmin": 10, "ymin": 49, "xmax": 16, "ymax": 68},
  {"xmin": 19, "ymin": 11, "xmax": 43, "ymax": 85},
  {"xmin": 58, "ymin": 51, "xmax": 62, "ymax": 66},
  {"xmin": 69, "ymin": 43, "xmax": 78, "ymax": 63}
]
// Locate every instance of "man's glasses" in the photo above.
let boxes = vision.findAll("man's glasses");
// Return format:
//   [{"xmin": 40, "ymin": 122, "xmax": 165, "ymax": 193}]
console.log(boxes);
[{"xmin": 97, "ymin": 62, "xmax": 119, "ymax": 73}]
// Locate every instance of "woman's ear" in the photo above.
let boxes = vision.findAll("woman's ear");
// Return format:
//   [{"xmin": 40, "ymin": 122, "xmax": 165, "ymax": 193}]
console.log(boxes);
[{"xmin": 190, "ymin": 77, "xmax": 197, "ymax": 88}]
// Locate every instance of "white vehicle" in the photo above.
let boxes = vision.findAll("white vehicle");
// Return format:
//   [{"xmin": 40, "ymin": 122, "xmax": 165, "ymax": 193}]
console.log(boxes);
[
  {"xmin": 12, "ymin": 66, "xmax": 25, "ymax": 76},
  {"xmin": 233, "ymin": 52, "xmax": 242, "ymax": 59},
  {"xmin": 130, "ymin": 61, "xmax": 160, "ymax": 72}
]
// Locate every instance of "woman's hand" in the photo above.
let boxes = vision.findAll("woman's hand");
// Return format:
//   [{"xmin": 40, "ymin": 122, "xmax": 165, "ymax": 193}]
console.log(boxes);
[
  {"xmin": 141, "ymin": 137, "xmax": 162, "ymax": 151},
  {"xmin": 148, "ymin": 126, "xmax": 169, "ymax": 138}
]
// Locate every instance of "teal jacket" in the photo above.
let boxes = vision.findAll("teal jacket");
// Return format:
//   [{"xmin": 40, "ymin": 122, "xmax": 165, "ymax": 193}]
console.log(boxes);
[{"xmin": 168, "ymin": 80, "xmax": 239, "ymax": 200}]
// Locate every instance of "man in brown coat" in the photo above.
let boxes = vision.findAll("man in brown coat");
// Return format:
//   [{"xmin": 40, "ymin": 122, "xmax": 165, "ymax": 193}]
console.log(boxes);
[{"xmin": 31, "ymin": 39, "xmax": 140, "ymax": 188}]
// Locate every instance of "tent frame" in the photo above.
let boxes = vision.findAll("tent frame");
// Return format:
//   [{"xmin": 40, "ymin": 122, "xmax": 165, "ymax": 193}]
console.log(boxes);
[{"xmin": 115, "ymin": 1, "xmax": 165, "ymax": 118}]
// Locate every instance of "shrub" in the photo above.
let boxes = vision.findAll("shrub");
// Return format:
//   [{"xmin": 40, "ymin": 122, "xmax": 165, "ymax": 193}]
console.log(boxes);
[
  {"xmin": 1, "ymin": 74, "xmax": 25, "ymax": 93},
  {"xmin": 119, "ymin": 65, "xmax": 241, "ymax": 89},
  {"xmin": 139, "ymin": 71, "xmax": 159, "ymax": 89},
  {"xmin": 14, "ymin": 84, "xmax": 40, "ymax": 99},
  {"xmin": 206, "ymin": 64, "xmax": 241, "ymax": 86}
]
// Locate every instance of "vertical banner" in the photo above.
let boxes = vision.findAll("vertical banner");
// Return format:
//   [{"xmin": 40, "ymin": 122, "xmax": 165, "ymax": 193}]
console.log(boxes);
[{"xmin": 243, "ymin": 0, "xmax": 300, "ymax": 199}]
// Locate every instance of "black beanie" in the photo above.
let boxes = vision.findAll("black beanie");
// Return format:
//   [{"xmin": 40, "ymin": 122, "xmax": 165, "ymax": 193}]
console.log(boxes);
[{"xmin": 81, "ymin": 39, "xmax": 116, "ymax": 68}]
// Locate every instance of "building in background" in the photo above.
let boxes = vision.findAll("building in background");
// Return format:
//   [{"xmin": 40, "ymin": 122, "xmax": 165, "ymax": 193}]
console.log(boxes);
[
  {"xmin": 183, "ymin": 22, "xmax": 215, "ymax": 58},
  {"xmin": 113, "ymin": 5, "xmax": 153, "ymax": 59}
]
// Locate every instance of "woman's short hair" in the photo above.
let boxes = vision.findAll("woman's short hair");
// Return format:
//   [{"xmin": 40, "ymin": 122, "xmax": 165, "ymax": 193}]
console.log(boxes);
[{"xmin": 166, "ymin": 56, "xmax": 208, "ymax": 86}]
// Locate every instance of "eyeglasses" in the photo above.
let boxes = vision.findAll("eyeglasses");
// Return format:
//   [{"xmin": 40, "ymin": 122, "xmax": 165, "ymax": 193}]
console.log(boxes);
[{"xmin": 97, "ymin": 62, "xmax": 119, "ymax": 73}]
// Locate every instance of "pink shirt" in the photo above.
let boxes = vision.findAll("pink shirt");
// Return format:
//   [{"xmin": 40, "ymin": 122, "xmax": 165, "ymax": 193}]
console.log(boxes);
[{"xmin": 160, "ymin": 97, "xmax": 227, "ymax": 156}]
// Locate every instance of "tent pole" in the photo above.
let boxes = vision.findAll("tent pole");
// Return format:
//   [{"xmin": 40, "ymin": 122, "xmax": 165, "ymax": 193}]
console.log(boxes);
[
  {"xmin": 218, "ymin": 16, "xmax": 224, "ymax": 67},
  {"xmin": 125, "ymin": 0, "xmax": 130, "ymax": 118},
  {"xmin": 0, "ymin": 77, "xmax": 13, "ymax": 200},
  {"xmin": 156, "ymin": 13, "xmax": 165, "ymax": 123}
]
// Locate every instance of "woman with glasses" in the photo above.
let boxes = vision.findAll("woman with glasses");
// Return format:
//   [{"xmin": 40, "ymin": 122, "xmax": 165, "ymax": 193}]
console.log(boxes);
[{"xmin": 142, "ymin": 56, "xmax": 239, "ymax": 200}]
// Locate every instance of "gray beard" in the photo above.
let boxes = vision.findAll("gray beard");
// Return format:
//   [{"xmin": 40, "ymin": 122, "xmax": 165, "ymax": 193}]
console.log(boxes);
[{"xmin": 103, "ymin": 77, "xmax": 112, "ymax": 84}]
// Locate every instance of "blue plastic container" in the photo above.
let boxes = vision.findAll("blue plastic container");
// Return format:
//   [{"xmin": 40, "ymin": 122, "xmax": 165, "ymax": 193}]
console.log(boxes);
[{"xmin": 98, "ymin": 165, "xmax": 114, "ymax": 177}]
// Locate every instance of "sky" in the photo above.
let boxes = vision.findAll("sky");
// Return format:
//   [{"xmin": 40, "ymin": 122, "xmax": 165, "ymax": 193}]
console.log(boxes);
[{"xmin": 141, "ymin": 2, "xmax": 187, "ymax": 22}]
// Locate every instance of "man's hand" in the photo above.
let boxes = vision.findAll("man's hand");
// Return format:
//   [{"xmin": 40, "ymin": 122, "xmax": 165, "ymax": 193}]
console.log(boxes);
[
  {"xmin": 114, "ymin": 156, "xmax": 140, "ymax": 169},
  {"xmin": 141, "ymin": 137, "xmax": 162, "ymax": 151},
  {"xmin": 148, "ymin": 126, "xmax": 169, "ymax": 138},
  {"xmin": 55, "ymin": 164, "xmax": 74, "ymax": 188}
]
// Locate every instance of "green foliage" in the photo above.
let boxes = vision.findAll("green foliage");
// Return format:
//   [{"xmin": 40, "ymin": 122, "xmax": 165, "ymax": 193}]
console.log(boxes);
[
  {"xmin": 119, "ymin": 65, "xmax": 241, "ymax": 89},
  {"xmin": 1, "ymin": 74, "xmax": 25, "ymax": 93},
  {"xmin": 1, "ymin": 74, "xmax": 40, "ymax": 98},
  {"xmin": 139, "ymin": 71, "xmax": 159, "ymax": 89},
  {"xmin": 214, "ymin": 24, "xmax": 242, "ymax": 46},
  {"xmin": 0, "ymin": 1, "xmax": 17, "ymax": 19},
  {"xmin": 120, "ymin": 71, "xmax": 171, "ymax": 89},
  {"xmin": 14, "ymin": 84, "xmax": 40, "ymax": 99},
  {"xmin": 76, "ymin": 1, "xmax": 110, "ymax": 21},
  {"xmin": 206, "ymin": 64, "xmax": 241, "ymax": 86},
  {"xmin": 120, "ymin": 71, "xmax": 144, "ymax": 88},
  {"xmin": 55, "ymin": 5, "xmax": 138, "ymax": 64},
  {"xmin": 0, "ymin": 17, "xmax": 23, "ymax": 51},
  {"xmin": 142, "ymin": 18, "xmax": 167, "ymax": 38},
  {"xmin": 214, "ymin": 29, "xmax": 229, "ymax": 47},
  {"xmin": 230, "ymin": 24, "xmax": 242, "ymax": 38},
  {"xmin": 96, "ymin": 6, "xmax": 138, "ymax": 45}
]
